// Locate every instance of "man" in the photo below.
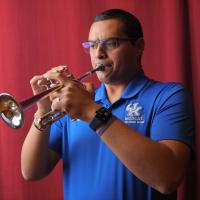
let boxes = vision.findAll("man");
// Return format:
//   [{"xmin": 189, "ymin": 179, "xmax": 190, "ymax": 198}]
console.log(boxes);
[{"xmin": 21, "ymin": 9, "xmax": 195, "ymax": 200}]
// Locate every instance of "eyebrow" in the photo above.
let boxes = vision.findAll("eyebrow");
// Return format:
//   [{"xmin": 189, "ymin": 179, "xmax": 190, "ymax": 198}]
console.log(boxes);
[{"xmin": 87, "ymin": 37, "xmax": 118, "ymax": 42}]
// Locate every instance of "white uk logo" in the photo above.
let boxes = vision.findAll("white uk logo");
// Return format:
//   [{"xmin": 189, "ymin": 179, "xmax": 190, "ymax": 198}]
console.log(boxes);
[
  {"xmin": 125, "ymin": 103, "xmax": 144, "ymax": 124},
  {"xmin": 126, "ymin": 103, "xmax": 142, "ymax": 117}
]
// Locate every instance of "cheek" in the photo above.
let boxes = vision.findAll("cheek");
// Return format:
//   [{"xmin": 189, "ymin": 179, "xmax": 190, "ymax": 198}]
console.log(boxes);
[
  {"xmin": 111, "ymin": 52, "xmax": 128, "ymax": 68},
  {"xmin": 113, "ymin": 51, "xmax": 137, "ymax": 74},
  {"xmin": 90, "ymin": 55, "xmax": 95, "ymax": 67},
  {"xmin": 120, "ymin": 49, "xmax": 137, "ymax": 67}
]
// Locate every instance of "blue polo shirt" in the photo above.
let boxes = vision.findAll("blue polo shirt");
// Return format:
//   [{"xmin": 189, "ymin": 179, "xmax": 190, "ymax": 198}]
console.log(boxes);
[{"xmin": 49, "ymin": 70, "xmax": 195, "ymax": 200}]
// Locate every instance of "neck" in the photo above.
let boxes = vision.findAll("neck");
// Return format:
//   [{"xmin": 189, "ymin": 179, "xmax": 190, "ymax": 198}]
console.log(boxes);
[
  {"xmin": 104, "ymin": 67, "xmax": 142, "ymax": 103},
  {"xmin": 105, "ymin": 82, "xmax": 127, "ymax": 103},
  {"xmin": 103, "ymin": 72, "xmax": 135, "ymax": 102}
]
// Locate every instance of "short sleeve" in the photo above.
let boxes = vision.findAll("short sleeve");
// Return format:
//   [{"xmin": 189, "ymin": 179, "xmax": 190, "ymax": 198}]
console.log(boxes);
[{"xmin": 150, "ymin": 84, "xmax": 195, "ymax": 152}]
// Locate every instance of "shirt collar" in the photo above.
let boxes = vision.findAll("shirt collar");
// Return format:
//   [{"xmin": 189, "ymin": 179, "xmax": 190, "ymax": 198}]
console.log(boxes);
[{"xmin": 95, "ymin": 69, "xmax": 150, "ymax": 103}]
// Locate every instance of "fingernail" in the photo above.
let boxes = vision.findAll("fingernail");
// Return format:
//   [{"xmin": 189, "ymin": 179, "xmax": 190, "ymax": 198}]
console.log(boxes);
[
  {"xmin": 50, "ymin": 83, "xmax": 57, "ymax": 88},
  {"xmin": 61, "ymin": 65, "xmax": 68, "ymax": 71}
]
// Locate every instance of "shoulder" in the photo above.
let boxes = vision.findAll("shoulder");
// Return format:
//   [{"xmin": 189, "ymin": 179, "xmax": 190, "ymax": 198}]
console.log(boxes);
[
  {"xmin": 141, "ymin": 79, "xmax": 189, "ymax": 102},
  {"xmin": 145, "ymin": 80, "xmax": 185, "ymax": 94},
  {"xmin": 137, "ymin": 78, "xmax": 194, "ymax": 116}
]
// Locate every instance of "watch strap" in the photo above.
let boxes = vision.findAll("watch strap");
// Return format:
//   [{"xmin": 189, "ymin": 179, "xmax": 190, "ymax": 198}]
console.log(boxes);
[
  {"xmin": 33, "ymin": 115, "xmax": 50, "ymax": 132},
  {"xmin": 89, "ymin": 107, "xmax": 112, "ymax": 132}
]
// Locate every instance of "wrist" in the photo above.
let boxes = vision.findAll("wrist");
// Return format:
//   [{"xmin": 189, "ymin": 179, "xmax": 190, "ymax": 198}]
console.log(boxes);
[
  {"xmin": 35, "ymin": 109, "xmax": 50, "ymax": 117},
  {"xmin": 89, "ymin": 107, "xmax": 113, "ymax": 135},
  {"xmin": 96, "ymin": 116, "xmax": 115, "ymax": 136},
  {"xmin": 33, "ymin": 113, "xmax": 50, "ymax": 132},
  {"xmin": 36, "ymin": 100, "xmax": 51, "ymax": 114},
  {"xmin": 84, "ymin": 104, "xmax": 102, "ymax": 122}
]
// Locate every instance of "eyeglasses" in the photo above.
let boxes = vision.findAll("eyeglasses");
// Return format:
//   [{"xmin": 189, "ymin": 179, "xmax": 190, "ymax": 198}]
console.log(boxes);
[{"xmin": 82, "ymin": 37, "xmax": 135, "ymax": 54}]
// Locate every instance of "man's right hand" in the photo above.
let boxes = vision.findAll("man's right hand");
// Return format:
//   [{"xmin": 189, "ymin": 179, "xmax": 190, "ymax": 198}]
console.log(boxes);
[{"xmin": 29, "ymin": 65, "xmax": 68, "ymax": 116}]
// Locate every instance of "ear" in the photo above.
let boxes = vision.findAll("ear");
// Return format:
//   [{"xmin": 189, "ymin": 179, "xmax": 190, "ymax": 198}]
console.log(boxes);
[{"xmin": 135, "ymin": 38, "xmax": 145, "ymax": 56}]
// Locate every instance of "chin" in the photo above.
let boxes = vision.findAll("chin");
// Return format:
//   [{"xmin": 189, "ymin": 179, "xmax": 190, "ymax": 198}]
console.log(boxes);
[
  {"xmin": 97, "ymin": 73, "xmax": 109, "ymax": 83},
  {"xmin": 98, "ymin": 76, "xmax": 115, "ymax": 84},
  {"xmin": 97, "ymin": 69, "xmax": 113, "ymax": 82}
]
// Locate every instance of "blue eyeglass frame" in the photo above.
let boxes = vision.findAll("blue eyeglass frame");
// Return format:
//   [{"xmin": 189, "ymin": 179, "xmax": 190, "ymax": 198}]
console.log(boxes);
[{"xmin": 82, "ymin": 37, "xmax": 135, "ymax": 49}]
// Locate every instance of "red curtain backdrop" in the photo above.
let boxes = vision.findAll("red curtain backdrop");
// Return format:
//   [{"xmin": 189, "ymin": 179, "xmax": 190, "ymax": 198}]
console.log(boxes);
[{"xmin": 0, "ymin": 0, "xmax": 199, "ymax": 199}]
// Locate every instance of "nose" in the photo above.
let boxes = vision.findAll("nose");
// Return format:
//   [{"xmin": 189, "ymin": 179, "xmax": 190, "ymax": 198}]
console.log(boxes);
[{"xmin": 94, "ymin": 45, "xmax": 107, "ymax": 59}]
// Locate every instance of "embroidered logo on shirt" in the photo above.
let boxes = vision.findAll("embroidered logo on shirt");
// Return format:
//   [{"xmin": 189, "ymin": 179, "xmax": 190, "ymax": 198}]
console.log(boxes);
[{"xmin": 125, "ymin": 103, "xmax": 144, "ymax": 124}]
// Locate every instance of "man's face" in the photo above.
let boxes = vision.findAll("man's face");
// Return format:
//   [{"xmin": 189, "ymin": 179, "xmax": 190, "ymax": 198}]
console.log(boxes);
[{"xmin": 88, "ymin": 19, "xmax": 141, "ymax": 84}]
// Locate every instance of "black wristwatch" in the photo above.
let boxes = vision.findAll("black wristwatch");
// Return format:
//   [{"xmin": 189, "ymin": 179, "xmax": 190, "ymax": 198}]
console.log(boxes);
[{"xmin": 89, "ymin": 107, "xmax": 112, "ymax": 131}]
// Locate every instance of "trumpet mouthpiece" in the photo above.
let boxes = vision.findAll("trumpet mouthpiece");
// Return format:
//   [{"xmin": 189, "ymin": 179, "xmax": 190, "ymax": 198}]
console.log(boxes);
[{"xmin": 95, "ymin": 64, "xmax": 105, "ymax": 72}]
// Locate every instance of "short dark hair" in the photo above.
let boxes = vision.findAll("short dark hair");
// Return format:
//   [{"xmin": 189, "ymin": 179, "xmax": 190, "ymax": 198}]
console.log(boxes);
[{"xmin": 93, "ymin": 9, "xmax": 143, "ymax": 42}]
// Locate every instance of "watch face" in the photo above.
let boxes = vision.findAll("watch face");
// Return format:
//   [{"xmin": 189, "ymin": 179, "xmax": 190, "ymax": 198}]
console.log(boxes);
[{"xmin": 89, "ymin": 107, "xmax": 112, "ymax": 131}]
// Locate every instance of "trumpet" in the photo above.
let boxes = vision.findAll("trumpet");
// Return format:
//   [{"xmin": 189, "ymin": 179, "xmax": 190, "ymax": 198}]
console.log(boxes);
[{"xmin": 0, "ymin": 64, "xmax": 105, "ymax": 129}]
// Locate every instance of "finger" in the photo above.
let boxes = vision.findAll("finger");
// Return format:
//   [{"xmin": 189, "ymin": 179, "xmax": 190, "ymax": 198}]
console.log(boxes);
[
  {"xmin": 82, "ymin": 82, "xmax": 95, "ymax": 93},
  {"xmin": 30, "ymin": 75, "xmax": 44, "ymax": 86},
  {"xmin": 51, "ymin": 96, "xmax": 69, "ymax": 114},
  {"xmin": 51, "ymin": 97, "xmax": 62, "ymax": 111},
  {"xmin": 49, "ymin": 88, "xmax": 63, "ymax": 101},
  {"xmin": 44, "ymin": 69, "xmax": 72, "ymax": 84},
  {"xmin": 50, "ymin": 65, "xmax": 74, "ymax": 80},
  {"xmin": 30, "ymin": 75, "xmax": 46, "ymax": 91},
  {"xmin": 50, "ymin": 65, "xmax": 68, "ymax": 73},
  {"xmin": 67, "ymin": 73, "xmax": 74, "ymax": 80},
  {"xmin": 47, "ymin": 65, "xmax": 69, "ymax": 78}
]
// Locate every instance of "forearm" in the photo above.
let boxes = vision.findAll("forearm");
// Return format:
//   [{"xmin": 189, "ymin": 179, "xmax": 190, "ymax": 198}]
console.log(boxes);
[
  {"xmin": 21, "ymin": 123, "xmax": 51, "ymax": 180},
  {"xmin": 100, "ymin": 117, "xmax": 190, "ymax": 194}
]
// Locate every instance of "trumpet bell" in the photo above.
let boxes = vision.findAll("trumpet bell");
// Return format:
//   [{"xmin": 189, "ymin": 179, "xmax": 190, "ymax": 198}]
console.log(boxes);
[
  {"xmin": 0, "ymin": 64, "xmax": 105, "ymax": 130},
  {"xmin": 0, "ymin": 93, "xmax": 24, "ymax": 129}
]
